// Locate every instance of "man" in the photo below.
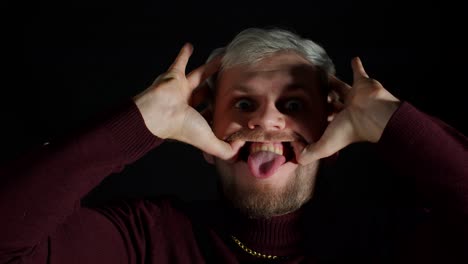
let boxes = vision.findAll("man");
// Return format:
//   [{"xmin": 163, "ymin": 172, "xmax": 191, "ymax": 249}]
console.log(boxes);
[{"xmin": 0, "ymin": 28, "xmax": 466, "ymax": 263}]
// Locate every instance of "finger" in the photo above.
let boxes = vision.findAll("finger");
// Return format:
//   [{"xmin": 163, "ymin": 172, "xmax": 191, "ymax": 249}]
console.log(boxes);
[
  {"xmin": 168, "ymin": 43, "xmax": 194, "ymax": 73},
  {"xmin": 297, "ymin": 113, "xmax": 356, "ymax": 164},
  {"xmin": 179, "ymin": 110, "xmax": 241, "ymax": 160},
  {"xmin": 186, "ymin": 55, "xmax": 222, "ymax": 89},
  {"xmin": 328, "ymin": 75, "xmax": 351, "ymax": 99},
  {"xmin": 185, "ymin": 124, "xmax": 240, "ymax": 160},
  {"xmin": 208, "ymin": 138, "xmax": 245, "ymax": 161},
  {"xmin": 194, "ymin": 133, "xmax": 239, "ymax": 160},
  {"xmin": 351, "ymin": 57, "xmax": 369, "ymax": 82}
]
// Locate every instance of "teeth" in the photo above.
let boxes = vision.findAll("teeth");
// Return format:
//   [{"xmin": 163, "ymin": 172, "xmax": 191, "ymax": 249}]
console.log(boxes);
[{"xmin": 250, "ymin": 142, "xmax": 283, "ymax": 155}]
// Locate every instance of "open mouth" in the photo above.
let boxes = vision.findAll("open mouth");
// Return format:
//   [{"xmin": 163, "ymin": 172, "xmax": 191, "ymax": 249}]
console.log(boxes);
[{"xmin": 237, "ymin": 141, "xmax": 297, "ymax": 163}]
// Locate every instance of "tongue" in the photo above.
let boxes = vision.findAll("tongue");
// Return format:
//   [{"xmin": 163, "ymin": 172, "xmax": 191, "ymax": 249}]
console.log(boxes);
[{"xmin": 247, "ymin": 151, "xmax": 286, "ymax": 178}]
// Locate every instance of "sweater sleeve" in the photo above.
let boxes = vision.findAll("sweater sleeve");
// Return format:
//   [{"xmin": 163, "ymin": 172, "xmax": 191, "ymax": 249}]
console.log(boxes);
[
  {"xmin": 376, "ymin": 102, "xmax": 468, "ymax": 262},
  {"xmin": 0, "ymin": 100, "xmax": 163, "ymax": 263},
  {"xmin": 377, "ymin": 101, "xmax": 468, "ymax": 214}
]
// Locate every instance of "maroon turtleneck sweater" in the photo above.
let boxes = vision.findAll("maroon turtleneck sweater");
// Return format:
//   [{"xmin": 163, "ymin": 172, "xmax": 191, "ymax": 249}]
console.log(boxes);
[{"xmin": 0, "ymin": 100, "xmax": 466, "ymax": 263}]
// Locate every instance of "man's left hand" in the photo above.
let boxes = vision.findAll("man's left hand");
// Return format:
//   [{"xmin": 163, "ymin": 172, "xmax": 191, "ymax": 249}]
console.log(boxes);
[{"xmin": 295, "ymin": 57, "xmax": 401, "ymax": 165}]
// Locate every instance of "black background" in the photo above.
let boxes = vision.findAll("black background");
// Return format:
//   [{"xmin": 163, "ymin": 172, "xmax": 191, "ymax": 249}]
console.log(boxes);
[{"xmin": 2, "ymin": 1, "xmax": 466, "ymax": 204}]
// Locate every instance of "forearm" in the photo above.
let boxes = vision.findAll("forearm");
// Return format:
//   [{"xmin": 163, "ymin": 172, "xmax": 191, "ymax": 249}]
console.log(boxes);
[
  {"xmin": 0, "ymin": 100, "xmax": 162, "ymax": 258},
  {"xmin": 377, "ymin": 102, "xmax": 468, "ymax": 214}
]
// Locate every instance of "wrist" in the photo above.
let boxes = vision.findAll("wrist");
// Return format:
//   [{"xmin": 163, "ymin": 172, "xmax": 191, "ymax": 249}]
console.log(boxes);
[
  {"xmin": 370, "ymin": 100, "xmax": 401, "ymax": 143},
  {"xmin": 133, "ymin": 91, "xmax": 166, "ymax": 138}
]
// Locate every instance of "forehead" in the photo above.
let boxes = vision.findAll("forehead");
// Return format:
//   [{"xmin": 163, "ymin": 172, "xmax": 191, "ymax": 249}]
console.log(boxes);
[{"xmin": 216, "ymin": 52, "xmax": 322, "ymax": 96}]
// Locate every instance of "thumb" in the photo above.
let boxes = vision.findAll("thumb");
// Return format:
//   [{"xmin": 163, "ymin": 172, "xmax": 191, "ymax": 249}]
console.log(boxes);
[
  {"xmin": 297, "ymin": 113, "xmax": 356, "ymax": 165},
  {"xmin": 178, "ymin": 109, "xmax": 242, "ymax": 160},
  {"xmin": 352, "ymin": 57, "xmax": 369, "ymax": 82},
  {"xmin": 196, "ymin": 133, "xmax": 243, "ymax": 160}
]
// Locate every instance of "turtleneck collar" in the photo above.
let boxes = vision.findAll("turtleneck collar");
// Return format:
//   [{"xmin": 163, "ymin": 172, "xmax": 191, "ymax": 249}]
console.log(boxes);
[
  {"xmin": 230, "ymin": 208, "xmax": 305, "ymax": 256},
  {"xmin": 212, "ymin": 199, "xmax": 308, "ymax": 257},
  {"xmin": 203, "ymin": 163, "xmax": 337, "ymax": 258}
]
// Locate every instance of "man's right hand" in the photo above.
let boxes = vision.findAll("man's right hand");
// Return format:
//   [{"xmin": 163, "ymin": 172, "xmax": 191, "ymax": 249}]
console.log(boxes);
[{"xmin": 133, "ymin": 43, "xmax": 241, "ymax": 160}]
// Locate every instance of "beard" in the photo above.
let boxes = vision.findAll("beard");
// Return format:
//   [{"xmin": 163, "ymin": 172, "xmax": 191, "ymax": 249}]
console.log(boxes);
[{"xmin": 214, "ymin": 158, "xmax": 320, "ymax": 219}]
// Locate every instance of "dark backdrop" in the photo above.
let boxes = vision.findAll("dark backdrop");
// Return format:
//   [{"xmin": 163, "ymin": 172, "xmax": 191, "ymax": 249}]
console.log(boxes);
[{"xmin": 2, "ymin": 1, "xmax": 466, "ymax": 204}]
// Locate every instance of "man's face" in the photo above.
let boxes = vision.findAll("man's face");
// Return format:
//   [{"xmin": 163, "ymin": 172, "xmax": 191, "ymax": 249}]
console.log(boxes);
[{"xmin": 208, "ymin": 52, "xmax": 329, "ymax": 218}]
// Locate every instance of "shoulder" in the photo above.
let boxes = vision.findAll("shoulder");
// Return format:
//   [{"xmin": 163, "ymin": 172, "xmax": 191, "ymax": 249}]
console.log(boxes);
[
  {"xmin": 87, "ymin": 196, "xmax": 190, "ymax": 227},
  {"xmin": 86, "ymin": 196, "xmax": 221, "ymax": 233}
]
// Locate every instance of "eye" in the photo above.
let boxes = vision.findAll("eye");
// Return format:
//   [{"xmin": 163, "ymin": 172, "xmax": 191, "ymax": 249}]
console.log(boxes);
[
  {"xmin": 234, "ymin": 98, "xmax": 255, "ymax": 111},
  {"xmin": 283, "ymin": 99, "xmax": 303, "ymax": 112}
]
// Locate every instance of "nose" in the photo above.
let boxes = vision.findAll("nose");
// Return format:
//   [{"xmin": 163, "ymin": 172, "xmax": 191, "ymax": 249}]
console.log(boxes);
[{"xmin": 247, "ymin": 103, "xmax": 286, "ymax": 130}]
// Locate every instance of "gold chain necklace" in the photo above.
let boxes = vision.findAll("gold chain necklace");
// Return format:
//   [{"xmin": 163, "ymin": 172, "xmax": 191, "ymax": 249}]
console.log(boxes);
[{"xmin": 230, "ymin": 235, "xmax": 289, "ymax": 260}]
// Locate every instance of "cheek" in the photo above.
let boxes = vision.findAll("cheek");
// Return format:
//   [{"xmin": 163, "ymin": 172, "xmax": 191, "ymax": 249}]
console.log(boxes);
[
  {"xmin": 211, "ymin": 103, "xmax": 227, "ymax": 136},
  {"xmin": 293, "ymin": 108, "xmax": 328, "ymax": 141},
  {"xmin": 212, "ymin": 110, "xmax": 242, "ymax": 139},
  {"xmin": 215, "ymin": 123, "xmax": 244, "ymax": 139}
]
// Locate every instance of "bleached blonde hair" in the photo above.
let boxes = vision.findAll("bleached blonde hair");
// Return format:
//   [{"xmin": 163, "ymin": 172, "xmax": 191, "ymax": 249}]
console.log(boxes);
[{"xmin": 206, "ymin": 27, "xmax": 335, "ymax": 90}]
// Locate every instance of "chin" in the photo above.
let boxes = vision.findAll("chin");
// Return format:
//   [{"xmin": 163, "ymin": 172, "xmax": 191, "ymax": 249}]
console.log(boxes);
[{"xmin": 214, "ymin": 156, "xmax": 320, "ymax": 219}]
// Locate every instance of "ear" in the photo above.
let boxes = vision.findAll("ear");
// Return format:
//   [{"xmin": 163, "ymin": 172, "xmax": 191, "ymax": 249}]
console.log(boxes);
[
  {"xmin": 326, "ymin": 97, "xmax": 336, "ymax": 122},
  {"xmin": 191, "ymin": 82, "xmax": 213, "ymax": 110},
  {"xmin": 191, "ymin": 82, "xmax": 217, "ymax": 164},
  {"xmin": 326, "ymin": 108, "xmax": 336, "ymax": 122},
  {"xmin": 326, "ymin": 91, "xmax": 342, "ymax": 122},
  {"xmin": 191, "ymin": 81, "xmax": 214, "ymax": 121},
  {"xmin": 203, "ymin": 151, "xmax": 215, "ymax": 164}
]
